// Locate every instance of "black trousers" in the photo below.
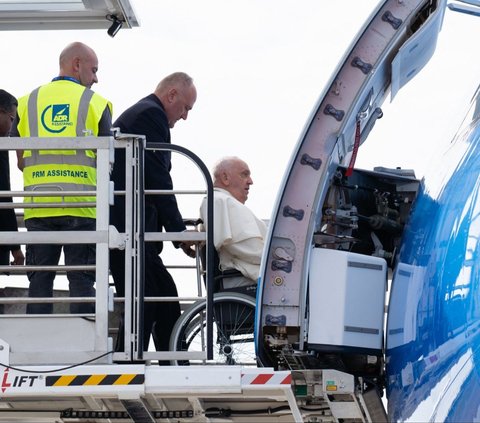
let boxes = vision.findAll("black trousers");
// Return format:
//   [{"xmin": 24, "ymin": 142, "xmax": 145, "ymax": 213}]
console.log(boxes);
[
  {"xmin": 110, "ymin": 243, "xmax": 181, "ymax": 353},
  {"xmin": 0, "ymin": 249, "xmax": 9, "ymax": 266}
]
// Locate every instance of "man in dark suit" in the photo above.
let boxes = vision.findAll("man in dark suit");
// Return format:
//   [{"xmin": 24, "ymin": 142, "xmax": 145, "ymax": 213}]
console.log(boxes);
[
  {"xmin": 0, "ymin": 90, "xmax": 24, "ymax": 270},
  {"xmin": 110, "ymin": 72, "xmax": 196, "ymax": 357}
]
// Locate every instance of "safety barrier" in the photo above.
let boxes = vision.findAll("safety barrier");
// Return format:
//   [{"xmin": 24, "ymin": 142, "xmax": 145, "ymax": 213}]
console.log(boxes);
[{"xmin": 0, "ymin": 135, "xmax": 214, "ymax": 366}]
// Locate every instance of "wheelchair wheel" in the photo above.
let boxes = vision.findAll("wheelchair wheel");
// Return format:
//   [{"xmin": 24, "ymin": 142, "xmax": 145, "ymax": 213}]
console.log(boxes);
[{"xmin": 169, "ymin": 292, "xmax": 256, "ymax": 366}]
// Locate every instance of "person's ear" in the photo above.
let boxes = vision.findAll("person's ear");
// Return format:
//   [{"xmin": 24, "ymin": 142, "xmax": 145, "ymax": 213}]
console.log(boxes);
[
  {"xmin": 167, "ymin": 88, "xmax": 177, "ymax": 103},
  {"xmin": 220, "ymin": 171, "xmax": 230, "ymax": 186},
  {"xmin": 72, "ymin": 57, "xmax": 81, "ymax": 72}
]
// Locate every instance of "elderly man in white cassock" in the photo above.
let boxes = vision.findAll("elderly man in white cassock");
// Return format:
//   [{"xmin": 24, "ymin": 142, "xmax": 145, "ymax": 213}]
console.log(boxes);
[{"xmin": 200, "ymin": 156, "xmax": 267, "ymax": 289}]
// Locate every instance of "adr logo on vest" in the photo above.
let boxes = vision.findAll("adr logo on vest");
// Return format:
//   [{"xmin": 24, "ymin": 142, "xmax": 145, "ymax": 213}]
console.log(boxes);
[{"xmin": 41, "ymin": 104, "xmax": 73, "ymax": 133}]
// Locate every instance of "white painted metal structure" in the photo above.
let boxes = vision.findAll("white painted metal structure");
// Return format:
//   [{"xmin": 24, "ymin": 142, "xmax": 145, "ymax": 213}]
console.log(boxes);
[
  {"xmin": 0, "ymin": 0, "xmax": 139, "ymax": 31},
  {"xmin": 0, "ymin": 136, "xmax": 114, "ymax": 365},
  {"xmin": 0, "ymin": 364, "xmax": 379, "ymax": 422},
  {"xmin": 257, "ymin": 0, "xmax": 447, "ymax": 367}
]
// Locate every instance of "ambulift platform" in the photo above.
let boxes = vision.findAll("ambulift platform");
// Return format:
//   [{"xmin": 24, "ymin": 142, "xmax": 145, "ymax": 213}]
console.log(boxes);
[
  {"xmin": 0, "ymin": 136, "xmax": 387, "ymax": 422},
  {"xmin": 0, "ymin": 360, "xmax": 385, "ymax": 422}
]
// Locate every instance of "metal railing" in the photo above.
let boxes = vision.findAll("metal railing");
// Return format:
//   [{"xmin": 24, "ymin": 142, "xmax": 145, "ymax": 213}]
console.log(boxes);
[
  {"xmin": 0, "ymin": 136, "xmax": 113, "ymax": 364},
  {"xmin": 112, "ymin": 136, "xmax": 214, "ymax": 362},
  {"xmin": 0, "ymin": 135, "xmax": 214, "ymax": 365}
]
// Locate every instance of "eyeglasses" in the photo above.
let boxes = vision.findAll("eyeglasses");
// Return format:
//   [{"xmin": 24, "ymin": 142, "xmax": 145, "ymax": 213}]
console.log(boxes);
[{"xmin": 0, "ymin": 109, "xmax": 15, "ymax": 123}]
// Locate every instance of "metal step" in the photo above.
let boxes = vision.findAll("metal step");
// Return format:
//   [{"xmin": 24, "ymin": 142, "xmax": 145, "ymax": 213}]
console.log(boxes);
[
  {"xmin": 120, "ymin": 399, "xmax": 156, "ymax": 423},
  {"xmin": 361, "ymin": 388, "xmax": 388, "ymax": 423}
]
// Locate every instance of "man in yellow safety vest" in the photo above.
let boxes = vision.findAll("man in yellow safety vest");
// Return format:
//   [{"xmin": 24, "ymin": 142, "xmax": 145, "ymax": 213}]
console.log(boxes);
[{"xmin": 13, "ymin": 42, "xmax": 112, "ymax": 314}]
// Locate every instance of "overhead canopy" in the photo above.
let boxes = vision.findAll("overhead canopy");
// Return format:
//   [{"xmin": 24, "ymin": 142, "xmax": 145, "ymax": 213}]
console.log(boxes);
[{"xmin": 0, "ymin": 0, "xmax": 139, "ymax": 31}]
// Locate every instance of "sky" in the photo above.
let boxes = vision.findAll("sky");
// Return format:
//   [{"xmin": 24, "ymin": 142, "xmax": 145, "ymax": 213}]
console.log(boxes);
[
  {"xmin": 3, "ymin": 0, "xmax": 479, "ymax": 219},
  {"xmin": 2, "ymin": 0, "xmax": 480, "ymax": 291}
]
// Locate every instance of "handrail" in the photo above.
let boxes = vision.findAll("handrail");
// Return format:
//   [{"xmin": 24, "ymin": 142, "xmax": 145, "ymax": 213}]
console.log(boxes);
[
  {"xmin": 0, "ymin": 134, "xmax": 215, "ymax": 364},
  {"xmin": 143, "ymin": 142, "xmax": 214, "ymax": 360},
  {"xmin": 0, "ymin": 135, "xmax": 113, "ymax": 365},
  {"xmin": 137, "ymin": 135, "xmax": 146, "ymax": 356}
]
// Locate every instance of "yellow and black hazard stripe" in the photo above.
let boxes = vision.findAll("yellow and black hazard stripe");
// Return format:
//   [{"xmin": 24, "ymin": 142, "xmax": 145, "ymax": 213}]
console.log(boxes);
[{"xmin": 46, "ymin": 374, "xmax": 144, "ymax": 387}]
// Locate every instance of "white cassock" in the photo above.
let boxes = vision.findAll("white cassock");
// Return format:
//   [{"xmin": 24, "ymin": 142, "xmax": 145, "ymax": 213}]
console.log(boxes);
[{"xmin": 200, "ymin": 188, "xmax": 267, "ymax": 286}]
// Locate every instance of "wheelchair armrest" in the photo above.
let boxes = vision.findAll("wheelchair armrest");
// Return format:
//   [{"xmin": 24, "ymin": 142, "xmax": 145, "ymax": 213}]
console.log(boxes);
[
  {"xmin": 214, "ymin": 268, "xmax": 244, "ymax": 281},
  {"xmin": 183, "ymin": 218, "xmax": 203, "ymax": 228}
]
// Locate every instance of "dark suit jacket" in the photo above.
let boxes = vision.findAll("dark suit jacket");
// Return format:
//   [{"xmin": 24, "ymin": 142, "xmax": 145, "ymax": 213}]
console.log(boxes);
[
  {"xmin": 110, "ymin": 94, "xmax": 186, "ymax": 251},
  {"xmin": 0, "ymin": 150, "xmax": 20, "ymax": 261}
]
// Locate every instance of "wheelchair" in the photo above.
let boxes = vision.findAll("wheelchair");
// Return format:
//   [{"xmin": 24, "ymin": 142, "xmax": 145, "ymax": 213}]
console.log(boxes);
[{"xmin": 169, "ymin": 243, "xmax": 257, "ymax": 366}]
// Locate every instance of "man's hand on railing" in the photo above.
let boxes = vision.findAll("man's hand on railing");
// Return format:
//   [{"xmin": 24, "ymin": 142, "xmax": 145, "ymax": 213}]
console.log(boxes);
[
  {"xmin": 179, "ymin": 241, "xmax": 196, "ymax": 258},
  {"xmin": 11, "ymin": 248, "xmax": 25, "ymax": 266},
  {"xmin": 179, "ymin": 229, "xmax": 199, "ymax": 258}
]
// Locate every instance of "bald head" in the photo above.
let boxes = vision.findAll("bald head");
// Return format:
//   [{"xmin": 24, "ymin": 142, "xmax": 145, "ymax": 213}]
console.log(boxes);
[
  {"xmin": 154, "ymin": 72, "xmax": 197, "ymax": 128},
  {"xmin": 213, "ymin": 157, "xmax": 253, "ymax": 204},
  {"xmin": 59, "ymin": 42, "xmax": 99, "ymax": 89}
]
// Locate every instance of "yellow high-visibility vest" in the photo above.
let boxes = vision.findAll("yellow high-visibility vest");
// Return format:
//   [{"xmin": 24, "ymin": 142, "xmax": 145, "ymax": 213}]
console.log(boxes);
[{"xmin": 17, "ymin": 79, "xmax": 112, "ymax": 220}]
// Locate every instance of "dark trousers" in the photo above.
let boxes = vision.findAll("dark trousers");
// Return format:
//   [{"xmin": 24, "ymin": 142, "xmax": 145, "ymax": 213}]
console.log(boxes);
[
  {"xmin": 110, "ymin": 244, "xmax": 181, "ymax": 353},
  {"xmin": 0, "ymin": 249, "xmax": 9, "ymax": 266},
  {"xmin": 25, "ymin": 216, "xmax": 96, "ymax": 314}
]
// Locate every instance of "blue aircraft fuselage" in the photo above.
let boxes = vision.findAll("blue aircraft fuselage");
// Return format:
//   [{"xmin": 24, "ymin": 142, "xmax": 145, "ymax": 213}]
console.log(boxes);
[{"xmin": 386, "ymin": 88, "xmax": 480, "ymax": 422}]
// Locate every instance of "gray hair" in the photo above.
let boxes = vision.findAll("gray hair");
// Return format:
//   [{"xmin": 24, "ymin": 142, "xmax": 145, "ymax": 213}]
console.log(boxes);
[
  {"xmin": 155, "ymin": 72, "xmax": 194, "ymax": 95},
  {"xmin": 212, "ymin": 156, "xmax": 244, "ymax": 183}
]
